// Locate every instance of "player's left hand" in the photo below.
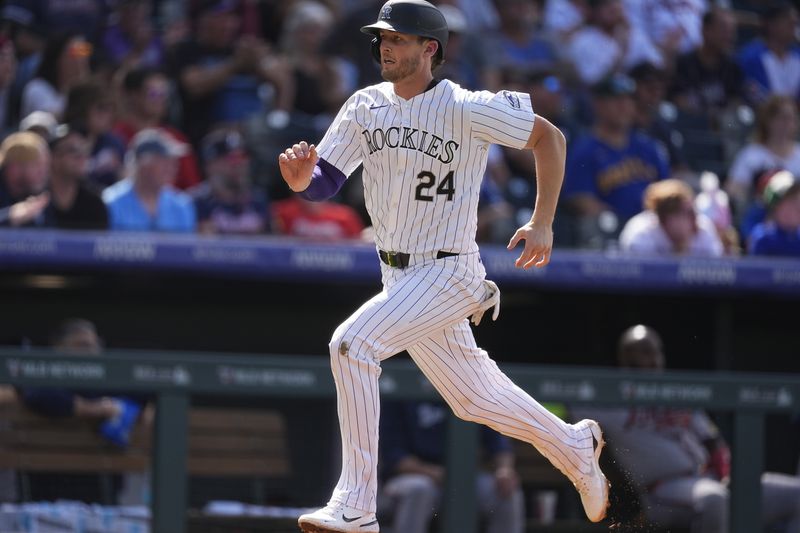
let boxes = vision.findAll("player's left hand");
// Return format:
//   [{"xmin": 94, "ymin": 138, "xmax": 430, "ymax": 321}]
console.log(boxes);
[{"xmin": 507, "ymin": 221, "xmax": 553, "ymax": 269}]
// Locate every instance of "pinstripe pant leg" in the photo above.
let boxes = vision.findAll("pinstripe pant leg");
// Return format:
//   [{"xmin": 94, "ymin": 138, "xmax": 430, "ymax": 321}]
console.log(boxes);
[
  {"xmin": 406, "ymin": 320, "xmax": 595, "ymax": 480},
  {"xmin": 327, "ymin": 257, "xmax": 480, "ymax": 513}
]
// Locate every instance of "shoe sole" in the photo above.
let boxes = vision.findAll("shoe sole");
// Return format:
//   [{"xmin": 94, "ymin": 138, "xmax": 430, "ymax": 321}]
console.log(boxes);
[
  {"xmin": 298, "ymin": 521, "xmax": 379, "ymax": 533},
  {"xmin": 586, "ymin": 419, "xmax": 610, "ymax": 522},
  {"xmin": 298, "ymin": 523, "xmax": 343, "ymax": 533}
]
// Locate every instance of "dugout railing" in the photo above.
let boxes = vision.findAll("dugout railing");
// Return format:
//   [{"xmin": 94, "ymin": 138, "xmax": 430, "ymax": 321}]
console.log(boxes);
[{"xmin": 1, "ymin": 347, "xmax": 797, "ymax": 533}]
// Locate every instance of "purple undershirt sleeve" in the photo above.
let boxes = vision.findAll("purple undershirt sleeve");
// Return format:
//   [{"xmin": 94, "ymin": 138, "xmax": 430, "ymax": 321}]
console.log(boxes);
[{"xmin": 299, "ymin": 158, "xmax": 347, "ymax": 201}]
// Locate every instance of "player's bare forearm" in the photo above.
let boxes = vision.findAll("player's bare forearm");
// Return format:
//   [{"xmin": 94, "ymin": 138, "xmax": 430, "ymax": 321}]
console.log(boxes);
[
  {"xmin": 526, "ymin": 115, "xmax": 566, "ymax": 226},
  {"xmin": 507, "ymin": 115, "xmax": 565, "ymax": 269}
]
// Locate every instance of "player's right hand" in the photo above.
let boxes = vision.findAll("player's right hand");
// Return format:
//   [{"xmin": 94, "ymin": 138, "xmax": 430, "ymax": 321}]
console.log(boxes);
[
  {"xmin": 278, "ymin": 141, "xmax": 319, "ymax": 192},
  {"xmin": 507, "ymin": 221, "xmax": 553, "ymax": 269}
]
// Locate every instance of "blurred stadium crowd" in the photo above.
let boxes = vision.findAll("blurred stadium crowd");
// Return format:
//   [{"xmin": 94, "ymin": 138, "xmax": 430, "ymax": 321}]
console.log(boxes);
[{"xmin": 0, "ymin": 0, "xmax": 799, "ymax": 257}]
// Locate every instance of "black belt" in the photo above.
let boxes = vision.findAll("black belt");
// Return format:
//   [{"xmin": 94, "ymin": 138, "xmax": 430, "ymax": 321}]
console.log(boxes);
[{"xmin": 379, "ymin": 250, "xmax": 459, "ymax": 268}]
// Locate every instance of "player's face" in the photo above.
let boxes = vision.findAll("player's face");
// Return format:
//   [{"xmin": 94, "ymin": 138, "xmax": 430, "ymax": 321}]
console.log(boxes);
[{"xmin": 378, "ymin": 30, "xmax": 428, "ymax": 82}]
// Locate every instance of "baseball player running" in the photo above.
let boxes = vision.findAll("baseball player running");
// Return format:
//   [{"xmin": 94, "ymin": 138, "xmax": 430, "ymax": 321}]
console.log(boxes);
[{"xmin": 278, "ymin": 1, "xmax": 609, "ymax": 531}]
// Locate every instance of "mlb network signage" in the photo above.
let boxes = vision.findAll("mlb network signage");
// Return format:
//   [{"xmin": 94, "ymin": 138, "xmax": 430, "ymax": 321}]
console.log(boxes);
[
  {"xmin": 5, "ymin": 357, "xmax": 106, "ymax": 382},
  {"xmin": 620, "ymin": 380, "xmax": 714, "ymax": 403}
]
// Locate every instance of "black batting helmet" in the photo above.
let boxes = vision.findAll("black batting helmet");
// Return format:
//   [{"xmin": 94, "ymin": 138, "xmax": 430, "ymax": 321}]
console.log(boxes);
[{"xmin": 360, "ymin": 0, "xmax": 448, "ymax": 64}]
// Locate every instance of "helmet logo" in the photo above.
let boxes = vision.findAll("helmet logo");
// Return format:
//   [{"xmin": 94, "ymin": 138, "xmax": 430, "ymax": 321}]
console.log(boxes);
[
  {"xmin": 502, "ymin": 90, "xmax": 521, "ymax": 109},
  {"xmin": 381, "ymin": 5, "xmax": 392, "ymax": 19}
]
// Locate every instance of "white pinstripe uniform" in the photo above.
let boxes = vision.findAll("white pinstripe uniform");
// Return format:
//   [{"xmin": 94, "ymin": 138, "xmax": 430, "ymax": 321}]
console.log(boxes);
[{"xmin": 317, "ymin": 79, "xmax": 596, "ymax": 514}]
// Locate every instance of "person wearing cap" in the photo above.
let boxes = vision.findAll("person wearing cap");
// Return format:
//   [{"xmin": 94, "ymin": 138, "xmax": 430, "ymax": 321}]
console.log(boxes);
[
  {"xmin": 748, "ymin": 170, "xmax": 800, "ymax": 257},
  {"xmin": 726, "ymin": 95, "xmax": 800, "ymax": 236},
  {"xmin": 102, "ymin": 128, "xmax": 196, "ymax": 232},
  {"xmin": 562, "ymin": 74, "xmax": 669, "ymax": 241},
  {"xmin": 572, "ymin": 324, "xmax": 800, "ymax": 533},
  {"xmin": 0, "ymin": 131, "xmax": 50, "ymax": 227},
  {"xmin": 46, "ymin": 125, "xmax": 108, "ymax": 230},
  {"xmin": 283, "ymin": 0, "xmax": 612, "ymax": 531},
  {"xmin": 190, "ymin": 128, "xmax": 269, "ymax": 235},
  {"xmin": 169, "ymin": 0, "xmax": 293, "ymax": 145},
  {"xmin": 738, "ymin": 1, "xmax": 800, "ymax": 105}
]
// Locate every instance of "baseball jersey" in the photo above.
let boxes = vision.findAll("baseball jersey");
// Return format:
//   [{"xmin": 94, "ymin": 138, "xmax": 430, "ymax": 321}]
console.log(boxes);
[
  {"xmin": 316, "ymin": 79, "xmax": 535, "ymax": 255},
  {"xmin": 563, "ymin": 132, "xmax": 669, "ymax": 223}
]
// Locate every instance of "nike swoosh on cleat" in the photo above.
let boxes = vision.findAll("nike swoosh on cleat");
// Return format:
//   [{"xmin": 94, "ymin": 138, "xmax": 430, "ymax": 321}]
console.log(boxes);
[
  {"xmin": 342, "ymin": 515, "xmax": 362, "ymax": 522},
  {"xmin": 369, "ymin": 105, "xmax": 389, "ymax": 110},
  {"xmin": 361, "ymin": 520, "xmax": 379, "ymax": 527}
]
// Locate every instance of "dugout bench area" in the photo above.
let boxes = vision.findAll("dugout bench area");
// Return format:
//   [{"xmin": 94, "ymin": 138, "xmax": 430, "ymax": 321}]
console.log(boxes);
[
  {"xmin": 0, "ymin": 402, "xmax": 290, "ymax": 504},
  {"xmin": 1, "ymin": 347, "xmax": 797, "ymax": 533}
]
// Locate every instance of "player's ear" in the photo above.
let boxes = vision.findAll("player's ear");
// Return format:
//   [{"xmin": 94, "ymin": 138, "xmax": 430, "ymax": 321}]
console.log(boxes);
[{"xmin": 424, "ymin": 39, "xmax": 438, "ymax": 58}]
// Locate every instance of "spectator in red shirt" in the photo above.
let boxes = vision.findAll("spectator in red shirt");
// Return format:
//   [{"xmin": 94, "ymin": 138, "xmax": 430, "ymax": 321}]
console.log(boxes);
[
  {"xmin": 113, "ymin": 67, "xmax": 202, "ymax": 190},
  {"xmin": 273, "ymin": 195, "xmax": 364, "ymax": 240}
]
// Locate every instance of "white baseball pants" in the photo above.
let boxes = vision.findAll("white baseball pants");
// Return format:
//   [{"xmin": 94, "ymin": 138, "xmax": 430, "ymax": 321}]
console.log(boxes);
[{"xmin": 327, "ymin": 251, "xmax": 594, "ymax": 512}]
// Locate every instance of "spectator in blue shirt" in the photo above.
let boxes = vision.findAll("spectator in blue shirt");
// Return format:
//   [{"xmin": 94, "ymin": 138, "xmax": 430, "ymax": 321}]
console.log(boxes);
[
  {"xmin": 103, "ymin": 128, "xmax": 196, "ymax": 232},
  {"xmin": 484, "ymin": 0, "xmax": 558, "ymax": 76},
  {"xmin": 563, "ymin": 74, "xmax": 669, "ymax": 241},
  {"xmin": 748, "ymin": 170, "xmax": 800, "ymax": 257},
  {"xmin": 379, "ymin": 399, "xmax": 524, "ymax": 533},
  {"xmin": 738, "ymin": 2, "xmax": 800, "ymax": 105}
]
